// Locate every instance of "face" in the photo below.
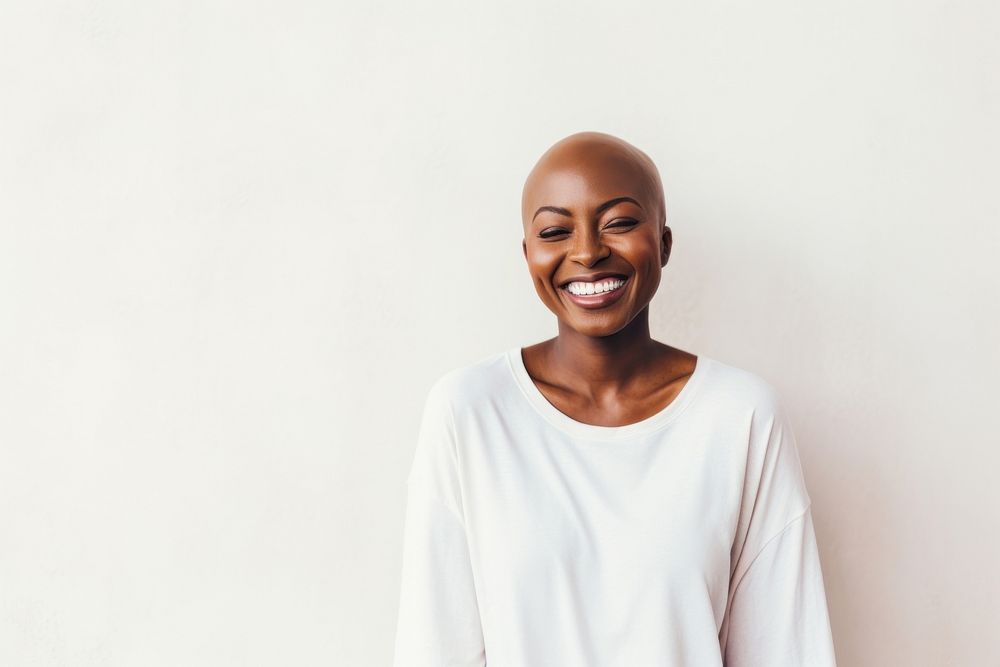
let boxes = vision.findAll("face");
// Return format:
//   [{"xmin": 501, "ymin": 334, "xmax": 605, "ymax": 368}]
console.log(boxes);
[{"xmin": 521, "ymin": 141, "xmax": 671, "ymax": 338}]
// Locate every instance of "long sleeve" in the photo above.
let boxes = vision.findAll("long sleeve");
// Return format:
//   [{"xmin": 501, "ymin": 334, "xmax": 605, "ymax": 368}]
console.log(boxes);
[
  {"xmin": 720, "ymin": 390, "xmax": 837, "ymax": 666},
  {"xmin": 392, "ymin": 379, "xmax": 486, "ymax": 667}
]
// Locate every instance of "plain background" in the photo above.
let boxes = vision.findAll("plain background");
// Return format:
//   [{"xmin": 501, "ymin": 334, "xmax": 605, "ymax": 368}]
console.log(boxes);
[{"xmin": 2, "ymin": 1, "xmax": 997, "ymax": 665}]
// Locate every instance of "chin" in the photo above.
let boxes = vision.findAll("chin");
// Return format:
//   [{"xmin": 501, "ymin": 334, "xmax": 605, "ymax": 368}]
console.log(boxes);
[{"xmin": 563, "ymin": 315, "xmax": 631, "ymax": 338}]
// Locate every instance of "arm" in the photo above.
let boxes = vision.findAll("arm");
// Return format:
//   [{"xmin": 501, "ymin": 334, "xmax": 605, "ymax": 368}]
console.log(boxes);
[
  {"xmin": 392, "ymin": 379, "xmax": 486, "ymax": 667},
  {"xmin": 720, "ymin": 391, "xmax": 837, "ymax": 666}
]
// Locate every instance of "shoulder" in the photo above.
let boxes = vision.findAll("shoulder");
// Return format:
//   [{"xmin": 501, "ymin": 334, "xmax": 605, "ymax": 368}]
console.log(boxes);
[
  {"xmin": 701, "ymin": 355, "xmax": 787, "ymax": 421},
  {"xmin": 422, "ymin": 348, "xmax": 513, "ymax": 418},
  {"xmin": 409, "ymin": 351, "xmax": 510, "ymax": 479}
]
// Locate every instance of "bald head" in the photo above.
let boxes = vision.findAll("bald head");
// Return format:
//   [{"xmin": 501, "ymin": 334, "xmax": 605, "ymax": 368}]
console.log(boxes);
[{"xmin": 521, "ymin": 131, "xmax": 666, "ymax": 229}]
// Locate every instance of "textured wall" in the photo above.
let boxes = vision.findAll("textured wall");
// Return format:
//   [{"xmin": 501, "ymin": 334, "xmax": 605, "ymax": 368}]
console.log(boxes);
[{"xmin": 1, "ymin": 1, "xmax": 997, "ymax": 665}]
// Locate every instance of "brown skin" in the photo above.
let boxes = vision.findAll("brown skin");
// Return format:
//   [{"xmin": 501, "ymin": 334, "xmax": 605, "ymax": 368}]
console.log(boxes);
[{"xmin": 520, "ymin": 131, "xmax": 697, "ymax": 427}]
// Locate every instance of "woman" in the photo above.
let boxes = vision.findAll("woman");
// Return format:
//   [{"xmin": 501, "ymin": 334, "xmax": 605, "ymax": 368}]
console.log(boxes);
[{"xmin": 392, "ymin": 131, "xmax": 837, "ymax": 666}]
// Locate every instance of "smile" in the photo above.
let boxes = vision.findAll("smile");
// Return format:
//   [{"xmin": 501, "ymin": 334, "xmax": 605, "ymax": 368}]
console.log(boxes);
[
  {"xmin": 565, "ymin": 277, "xmax": 626, "ymax": 296},
  {"xmin": 560, "ymin": 277, "xmax": 629, "ymax": 309}
]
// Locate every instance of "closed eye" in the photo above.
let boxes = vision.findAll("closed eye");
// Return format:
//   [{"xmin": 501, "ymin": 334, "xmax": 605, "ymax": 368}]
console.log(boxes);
[
  {"xmin": 539, "ymin": 219, "xmax": 638, "ymax": 240},
  {"xmin": 606, "ymin": 218, "xmax": 639, "ymax": 230}
]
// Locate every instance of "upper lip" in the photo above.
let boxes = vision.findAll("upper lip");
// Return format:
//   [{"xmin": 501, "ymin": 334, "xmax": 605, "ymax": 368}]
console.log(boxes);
[{"xmin": 558, "ymin": 272, "xmax": 629, "ymax": 288}]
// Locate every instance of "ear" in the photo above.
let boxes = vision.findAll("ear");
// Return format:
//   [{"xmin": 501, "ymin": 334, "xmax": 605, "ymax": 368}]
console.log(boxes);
[
  {"xmin": 522, "ymin": 238, "xmax": 528, "ymax": 260},
  {"xmin": 660, "ymin": 225, "xmax": 672, "ymax": 267}
]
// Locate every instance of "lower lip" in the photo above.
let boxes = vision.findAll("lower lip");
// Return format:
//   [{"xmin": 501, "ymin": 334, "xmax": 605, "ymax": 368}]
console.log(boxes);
[{"xmin": 561, "ymin": 278, "xmax": 629, "ymax": 310}]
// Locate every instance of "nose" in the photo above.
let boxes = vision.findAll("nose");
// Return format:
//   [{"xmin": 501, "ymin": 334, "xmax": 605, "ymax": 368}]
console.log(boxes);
[{"xmin": 566, "ymin": 226, "xmax": 610, "ymax": 267}]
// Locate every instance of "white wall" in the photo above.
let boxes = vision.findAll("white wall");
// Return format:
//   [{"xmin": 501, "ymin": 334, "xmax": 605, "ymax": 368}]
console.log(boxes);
[{"xmin": 1, "ymin": 1, "xmax": 997, "ymax": 665}]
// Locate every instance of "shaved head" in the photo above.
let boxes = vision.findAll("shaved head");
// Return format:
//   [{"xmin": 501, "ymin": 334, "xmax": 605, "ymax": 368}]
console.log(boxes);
[
  {"xmin": 519, "ymin": 131, "xmax": 674, "ymax": 336},
  {"xmin": 521, "ymin": 131, "xmax": 666, "ymax": 230}
]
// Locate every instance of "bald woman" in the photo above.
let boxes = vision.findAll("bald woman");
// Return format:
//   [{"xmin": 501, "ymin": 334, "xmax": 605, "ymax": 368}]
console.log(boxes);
[{"xmin": 392, "ymin": 132, "xmax": 837, "ymax": 666}]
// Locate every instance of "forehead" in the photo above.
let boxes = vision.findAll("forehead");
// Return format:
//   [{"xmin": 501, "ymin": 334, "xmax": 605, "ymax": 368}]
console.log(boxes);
[{"xmin": 521, "ymin": 146, "xmax": 656, "ymax": 223}]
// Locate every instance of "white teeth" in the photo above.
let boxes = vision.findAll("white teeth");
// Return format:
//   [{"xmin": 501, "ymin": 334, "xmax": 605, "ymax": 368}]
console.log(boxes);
[{"xmin": 566, "ymin": 278, "xmax": 625, "ymax": 296}]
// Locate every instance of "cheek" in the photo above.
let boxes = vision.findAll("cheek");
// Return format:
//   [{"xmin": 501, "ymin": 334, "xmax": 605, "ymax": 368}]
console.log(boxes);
[
  {"xmin": 618, "ymin": 235, "xmax": 663, "ymax": 290},
  {"xmin": 632, "ymin": 232, "xmax": 663, "ymax": 265},
  {"xmin": 608, "ymin": 232, "xmax": 659, "ymax": 265},
  {"xmin": 635, "ymin": 230, "xmax": 662, "ymax": 254},
  {"xmin": 525, "ymin": 244, "xmax": 562, "ymax": 281}
]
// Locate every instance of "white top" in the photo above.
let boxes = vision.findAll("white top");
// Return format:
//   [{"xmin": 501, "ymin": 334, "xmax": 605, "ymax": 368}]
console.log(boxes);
[{"xmin": 392, "ymin": 347, "xmax": 837, "ymax": 667}]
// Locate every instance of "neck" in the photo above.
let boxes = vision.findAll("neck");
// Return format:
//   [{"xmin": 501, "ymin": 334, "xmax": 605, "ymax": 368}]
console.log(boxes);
[{"xmin": 550, "ymin": 307, "xmax": 660, "ymax": 389}]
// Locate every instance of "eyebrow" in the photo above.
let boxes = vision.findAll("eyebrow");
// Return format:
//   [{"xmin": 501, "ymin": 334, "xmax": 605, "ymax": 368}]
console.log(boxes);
[{"xmin": 532, "ymin": 196, "xmax": 643, "ymax": 222}]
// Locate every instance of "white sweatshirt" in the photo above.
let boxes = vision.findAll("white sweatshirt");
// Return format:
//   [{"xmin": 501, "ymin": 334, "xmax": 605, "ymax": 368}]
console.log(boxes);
[{"xmin": 392, "ymin": 347, "xmax": 837, "ymax": 667}]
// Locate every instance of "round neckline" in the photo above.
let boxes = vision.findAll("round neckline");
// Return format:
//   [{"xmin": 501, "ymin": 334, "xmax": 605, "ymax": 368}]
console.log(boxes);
[{"xmin": 505, "ymin": 346, "xmax": 711, "ymax": 441}]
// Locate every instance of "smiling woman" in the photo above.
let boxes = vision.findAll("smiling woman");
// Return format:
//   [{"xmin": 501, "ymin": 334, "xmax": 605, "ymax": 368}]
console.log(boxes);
[
  {"xmin": 520, "ymin": 134, "xmax": 671, "ymax": 344},
  {"xmin": 391, "ymin": 131, "xmax": 838, "ymax": 667}
]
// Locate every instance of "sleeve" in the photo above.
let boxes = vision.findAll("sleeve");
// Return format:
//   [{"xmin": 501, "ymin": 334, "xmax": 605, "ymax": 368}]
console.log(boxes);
[
  {"xmin": 391, "ymin": 379, "xmax": 487, "ymax": 667},
  {"xmin": 719, "ymin": 389, "xmax": 837, "ymax": 667}
]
